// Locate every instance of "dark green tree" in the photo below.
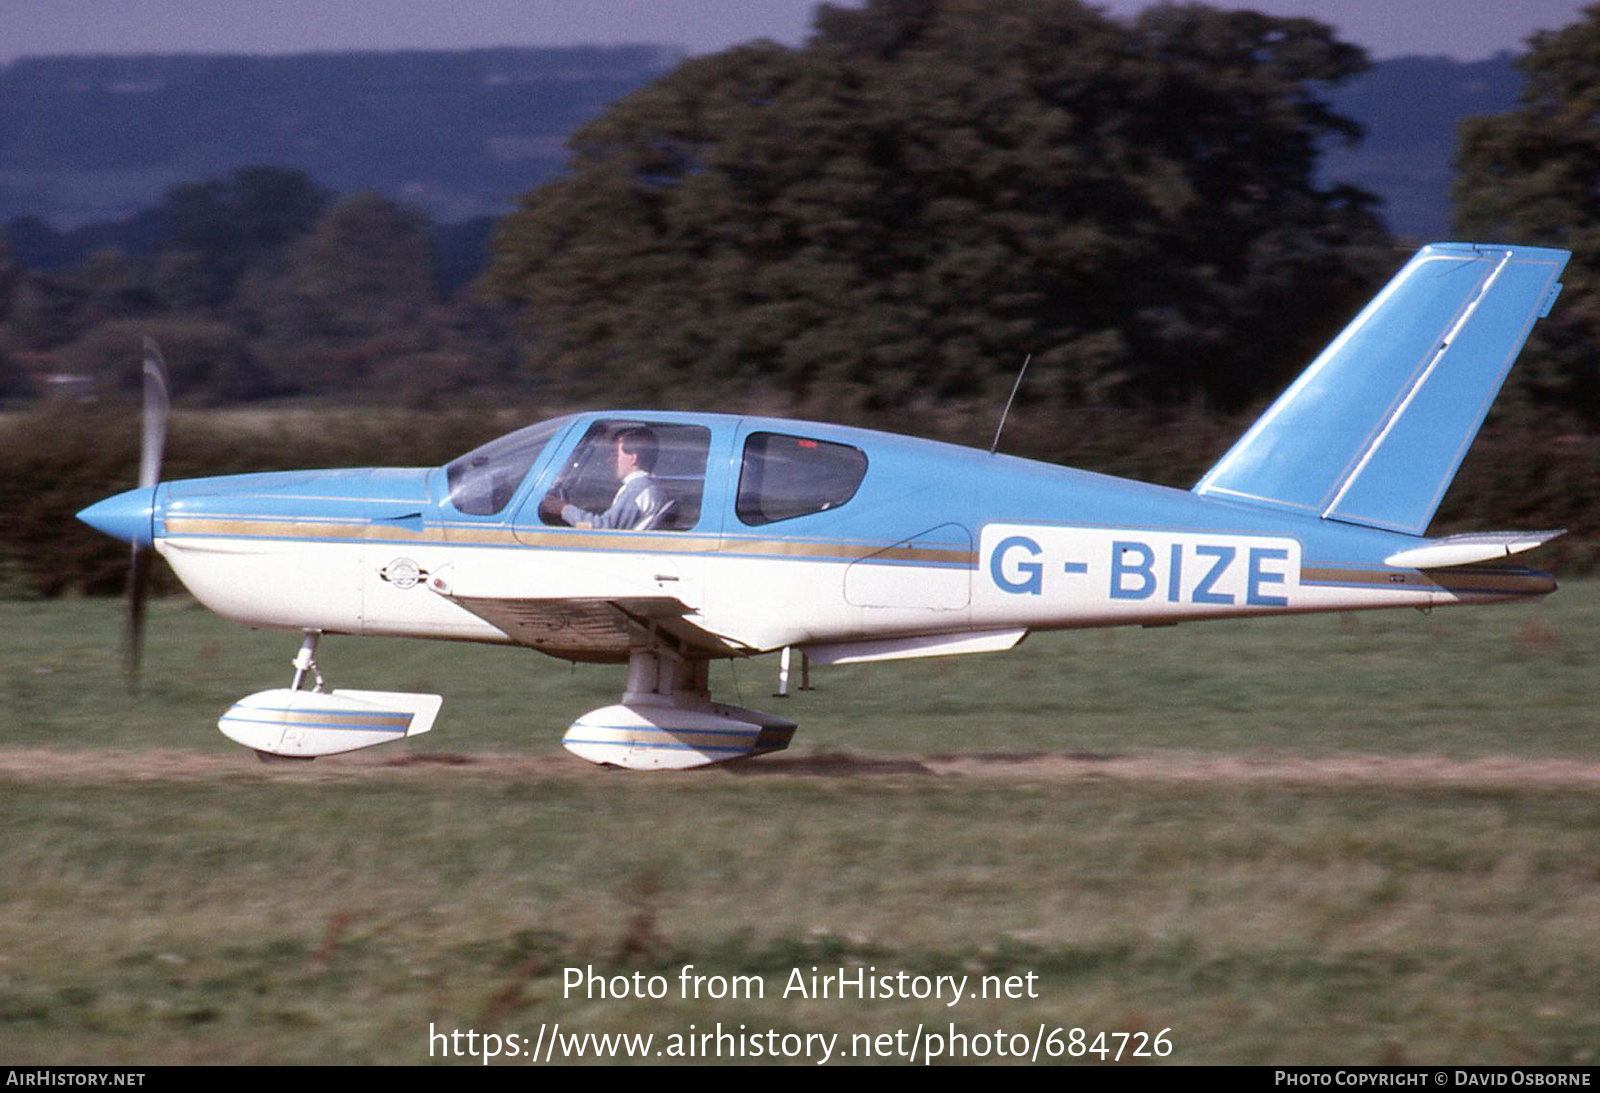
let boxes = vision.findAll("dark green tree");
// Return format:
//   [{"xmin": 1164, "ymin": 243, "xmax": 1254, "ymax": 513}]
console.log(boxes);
[
  {"xmin": 237, "ymin": 192, "xmax": 466, "ymax": 394},
  {"xmin": 488, "ymin": 0, "xmax": 1389, "ymax": 414},
  {"xmin": 159, "ymin": 166, "xmax": 332, "ymax": 305},
  {"xmin": 292, "ymin": 193, "xmax": 437, "ymax": 333},
  {"xmin": 68, "ymin": 248, "xmax": 158, "ymax": 327},
  {"xmin": 1455, "ymin": 5, "xmax": 1600, "ymax": 417},
  {"xmin": 54, "ymin": 317, "xmax": 269, "ymax": 403},
  {"xmin": 0, "ymin": 226, "xmax": 14, "ymax": 311},
  {"xmin": 5, "ymin": 272, "xmax": 83, "ymax": 351},
  {"xmin": 0, "ymin": 230, "xmax": 23, "ymax": 400}
]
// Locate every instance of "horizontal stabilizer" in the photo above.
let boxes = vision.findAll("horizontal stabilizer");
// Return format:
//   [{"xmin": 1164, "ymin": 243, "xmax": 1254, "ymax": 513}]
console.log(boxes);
[
  {"xmin": 1195, "ymin": 244, "xmax": 1569, "ymax": 535},
  {"xmin": 1383, "ymin": 529, "xmax": 1565, "ymax": 569}
]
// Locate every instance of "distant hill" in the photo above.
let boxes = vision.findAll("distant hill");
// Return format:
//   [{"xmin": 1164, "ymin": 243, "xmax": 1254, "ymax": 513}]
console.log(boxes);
[
  {"xmin": 0, "ymin": 47, "xmax": 679, "ymax": 227},
  {"xmin": 0, "ymin": 48, "xmax": 1522, "ymax": 241},
  {"xmin": 1320, "ymin": 54, "xmax": 1521, "ymax": 241}
]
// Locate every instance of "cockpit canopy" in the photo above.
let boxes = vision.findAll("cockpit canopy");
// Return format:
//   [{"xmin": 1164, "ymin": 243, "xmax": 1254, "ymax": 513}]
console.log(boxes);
[{"xmin": 443, "ymin": 413, "xmax": 870, "ymax": 530}]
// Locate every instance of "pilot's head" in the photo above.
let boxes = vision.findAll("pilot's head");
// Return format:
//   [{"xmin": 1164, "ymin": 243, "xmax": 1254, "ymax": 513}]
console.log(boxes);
[{"xmin": 613, "ymin": 426, "xmax": 659, "ymax": 477}]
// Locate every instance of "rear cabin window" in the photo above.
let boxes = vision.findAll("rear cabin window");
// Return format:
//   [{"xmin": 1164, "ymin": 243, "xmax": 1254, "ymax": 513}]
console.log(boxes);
[{"xmin": 736, "ymin": 432, "xmax": 868, "ymax": 526}]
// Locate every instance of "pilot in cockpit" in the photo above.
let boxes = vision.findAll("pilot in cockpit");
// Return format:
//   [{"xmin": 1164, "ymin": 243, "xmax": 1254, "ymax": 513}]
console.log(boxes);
[{"xmin": 541, "ymin": 426, "xmax": 672, "ymax": 530}]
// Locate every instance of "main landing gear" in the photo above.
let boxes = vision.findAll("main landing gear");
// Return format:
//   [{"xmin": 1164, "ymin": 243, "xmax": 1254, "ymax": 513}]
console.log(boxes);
[{"xmin": 562, "ymin": 647, "xmax": 796, "ymax": 770}]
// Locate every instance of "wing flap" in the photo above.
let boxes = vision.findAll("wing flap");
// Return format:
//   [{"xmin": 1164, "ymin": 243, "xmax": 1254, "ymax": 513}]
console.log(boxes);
[
  {"xmin": 804, "ymin": 628, "xmax": 1028, "ymax": 666},
  {"xmin": 442, "ymin": 593, "xmax": 749, "ymax": 662}
]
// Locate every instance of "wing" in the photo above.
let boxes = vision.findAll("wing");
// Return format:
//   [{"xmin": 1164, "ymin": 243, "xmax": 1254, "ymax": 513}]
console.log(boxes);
[{"xmin": 439, "ymin": 592, "xmax": 752, "ymax": 663}]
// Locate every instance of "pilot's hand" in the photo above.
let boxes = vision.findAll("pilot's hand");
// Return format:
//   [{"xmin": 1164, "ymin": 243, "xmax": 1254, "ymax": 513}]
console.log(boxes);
[{"xmin": 538, "ymin": 492, "xmax": 566, "ymax": 522}]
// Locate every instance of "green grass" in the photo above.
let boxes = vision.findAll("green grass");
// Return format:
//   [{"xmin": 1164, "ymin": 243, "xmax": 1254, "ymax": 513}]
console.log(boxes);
[
  {"xmin": 1, "ymin": 778, "xmax": 1596, "ymax": 1065},
  {"xmin": 4, "ymin": 584, "xmax": 1596, "ymax": 758},
  {"xmin": 0, "ymin": 590, "xmax": 1598, "ymax": 1064}
]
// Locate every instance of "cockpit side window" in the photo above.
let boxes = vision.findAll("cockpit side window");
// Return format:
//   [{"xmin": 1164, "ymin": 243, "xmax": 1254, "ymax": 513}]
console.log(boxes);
[
  {"xmin": 445, "ymin": 418, "xmax": 566, "ymax": 516},
  {"xmin": 541, "ymin": 420, "xmax": 711, "ymax": 530},
  {"xmin": 736, "ymin": 432, "xmax": 868, "ymax": 526}
]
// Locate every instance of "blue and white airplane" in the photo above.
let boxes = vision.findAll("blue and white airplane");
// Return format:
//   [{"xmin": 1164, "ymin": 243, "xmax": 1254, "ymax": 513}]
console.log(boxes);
[{"xmin": 79, "ymin": 242, "xmax": 1570, "ymax": 769}]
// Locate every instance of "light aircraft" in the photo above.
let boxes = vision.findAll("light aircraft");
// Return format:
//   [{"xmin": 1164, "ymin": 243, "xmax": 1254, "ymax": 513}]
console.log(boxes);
[{"xmin": 78, "ymin": 242, "xmax": 1570, "ymax": 769}]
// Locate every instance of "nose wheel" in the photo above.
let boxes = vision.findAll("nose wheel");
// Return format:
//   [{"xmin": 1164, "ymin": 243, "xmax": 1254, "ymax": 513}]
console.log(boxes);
[{"xmin": 216, "ymin": 630, "xmax": 442, "ymax": 760}]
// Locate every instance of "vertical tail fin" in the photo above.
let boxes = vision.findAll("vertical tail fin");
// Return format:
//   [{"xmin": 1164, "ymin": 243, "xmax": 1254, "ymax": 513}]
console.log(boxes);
[{"xmin": 1194, "ymin": 243, "xmax": 1569, "ymax": 535}]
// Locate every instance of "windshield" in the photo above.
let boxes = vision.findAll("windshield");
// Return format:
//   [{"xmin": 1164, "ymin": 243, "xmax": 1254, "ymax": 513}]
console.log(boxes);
[{"xmin": 445, "ymin": 416, "xmax": 570, "ymax": 515}]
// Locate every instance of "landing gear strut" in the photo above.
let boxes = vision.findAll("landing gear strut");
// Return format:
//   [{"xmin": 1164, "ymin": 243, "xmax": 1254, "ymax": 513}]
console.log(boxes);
[{"xmin": 289, "ymin": 630, "xmax": 324, "ymax": 692}]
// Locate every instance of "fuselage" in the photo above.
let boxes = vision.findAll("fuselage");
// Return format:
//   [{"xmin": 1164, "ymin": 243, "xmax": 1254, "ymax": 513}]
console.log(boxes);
[{"xmin": 78, "ymin": 410, "xmax": 1555, "ymax": 664}]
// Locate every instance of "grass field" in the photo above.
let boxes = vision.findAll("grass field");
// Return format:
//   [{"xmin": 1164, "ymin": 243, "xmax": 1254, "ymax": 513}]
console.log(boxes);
[{"xmin": 1, "ymin": 589, "xmax": 1597, "ymax": 1065}]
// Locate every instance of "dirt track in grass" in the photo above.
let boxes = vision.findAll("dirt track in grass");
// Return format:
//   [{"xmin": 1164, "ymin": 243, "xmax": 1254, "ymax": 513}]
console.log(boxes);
[{"xmin": 2, "ymin": 747, "xmax": 1599, "ymax": 788}]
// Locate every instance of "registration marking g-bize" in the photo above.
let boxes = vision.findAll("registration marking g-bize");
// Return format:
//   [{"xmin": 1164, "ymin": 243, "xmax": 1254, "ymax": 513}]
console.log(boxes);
[{"xmin": 980, "ymin": 523, "xmax": 1303, "ymax": 611}]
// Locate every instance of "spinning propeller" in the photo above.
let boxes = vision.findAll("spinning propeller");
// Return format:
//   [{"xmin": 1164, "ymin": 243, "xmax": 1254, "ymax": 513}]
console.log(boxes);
[{"xmin": 124, "ymin": 338, "xmax": 170, "ymax": 685}]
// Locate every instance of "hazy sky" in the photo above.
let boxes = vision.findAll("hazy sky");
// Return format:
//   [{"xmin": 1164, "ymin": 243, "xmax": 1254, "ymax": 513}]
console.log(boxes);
[{"xmin": 2, "ymin": 1, "xmax": 1592, "ymax": 63}]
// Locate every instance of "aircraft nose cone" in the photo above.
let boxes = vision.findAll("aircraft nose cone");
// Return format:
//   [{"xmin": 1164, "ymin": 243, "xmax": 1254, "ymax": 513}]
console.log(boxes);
[{"xmin": 77, "ymin": 487, "xmax": 158, "ymax": 547}]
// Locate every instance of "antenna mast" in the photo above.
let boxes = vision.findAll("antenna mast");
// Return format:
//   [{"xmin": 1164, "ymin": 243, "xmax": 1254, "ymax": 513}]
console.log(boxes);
[{"xmin": 989, "ymin": 354, "xmax": 1031, "ymax": 455}]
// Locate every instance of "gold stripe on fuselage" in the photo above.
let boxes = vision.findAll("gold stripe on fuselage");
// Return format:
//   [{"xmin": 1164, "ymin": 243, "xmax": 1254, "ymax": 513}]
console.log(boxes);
[
  {"xmin": 164, "ymin": 517, "xmax": 1553, "ymax": 588},
  {"xmin": 161, "ymin": 516, "xmax": 977, "ymax": 566}
]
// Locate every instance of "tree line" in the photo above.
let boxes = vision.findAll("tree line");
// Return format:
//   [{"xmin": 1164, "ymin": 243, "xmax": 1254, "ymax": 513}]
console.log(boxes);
[
  {"xmin": 488, "ymin": 0, "xmax": 1395, "ymax": 416},
  {"xmin": 0, "ymin": 167, "xmax": 517, "ymax": 407},
  {"xmin": 7, "ymin": 1, "xmax": 1600, "ymax": 425}
]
